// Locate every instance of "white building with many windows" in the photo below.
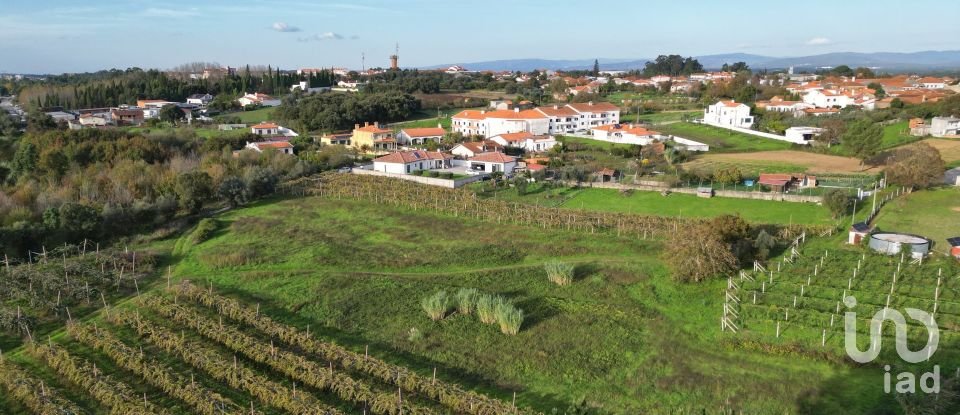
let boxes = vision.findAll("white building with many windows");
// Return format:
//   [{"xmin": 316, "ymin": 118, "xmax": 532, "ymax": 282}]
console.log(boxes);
[
  {"xmin": 452, "ymin": 102, "xmax": 620, "ymax": 138},
  {"xmin": 703, "ymin": 100, "xmax": 754, "ymax": 128}
]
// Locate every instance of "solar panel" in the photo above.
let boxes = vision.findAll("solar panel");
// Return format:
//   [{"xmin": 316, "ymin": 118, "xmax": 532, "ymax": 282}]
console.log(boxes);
[{"xmin": 947, "ymin": 237, "xmax": 960, "ymax": 246}]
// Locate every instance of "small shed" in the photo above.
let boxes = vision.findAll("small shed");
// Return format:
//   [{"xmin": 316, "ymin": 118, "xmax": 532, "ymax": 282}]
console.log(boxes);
[
  {"xmin": 848, "ymin": 222, "xmax": 871, "ymax": 245},
  {"xmin": 948, "ymin": 237, "xmax": 960, "ymax": 259},
  {"xmin": 697, "ymin": 187, "xmax": 714, "ymax": 198},
  {"xmin": 596, "ymin": 168, "xmax": 618, "ymax": 183}
]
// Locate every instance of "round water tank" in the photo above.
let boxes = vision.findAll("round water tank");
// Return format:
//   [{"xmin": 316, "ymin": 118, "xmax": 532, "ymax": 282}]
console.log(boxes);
[{"xmin": 868, "ymin": 233, "xmax": 930, "ymax": 259}]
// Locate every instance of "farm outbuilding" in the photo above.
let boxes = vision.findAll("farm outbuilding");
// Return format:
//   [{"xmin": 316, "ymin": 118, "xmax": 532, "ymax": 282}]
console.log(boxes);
[
  {"xmin": 848, "ymin": 222, "xmax": 871, "ymax": 245},
  {"xmin": 868, "ymin": 233, "xmax": 931, "ymax": 259},
  {"xmin": 948, "ymin": 237, "xmax": 960, "ymax": 259}
]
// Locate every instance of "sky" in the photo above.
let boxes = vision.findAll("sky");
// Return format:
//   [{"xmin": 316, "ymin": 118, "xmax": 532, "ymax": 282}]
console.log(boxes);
[{"xmin": 1, "ymin": 0, "xmax": 958, "ymax": 74}]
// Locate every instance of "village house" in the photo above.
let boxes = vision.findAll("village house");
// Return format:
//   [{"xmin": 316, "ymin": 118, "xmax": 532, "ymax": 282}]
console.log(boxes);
[
  {"xmin": 755, "ymin": 96, "xmax": 813, "ymax": 115},
  {"xmin": 319, "ymin": 132, "xmax": 352, "ymax": 146},
  {"xmin": 245, "ymin": 141, "xmax": 294, "ymax": 155},
  {"xmin": 590, "ymin": 124, "xmax": 661, "ymax": 145},
  {"xmin": 396, "ymin": 127, "xmax": 446, "ymax": 146},
  {"xmin": 136, "ymin": 99, "xmax": 175, "ymax": 109},
  {"xmin": 931, "ymin": 117, "xmax": 960, "ymax": 137},
  {"xmin": 78, "ymin": 113, "xmax": 108, "ymax": 127},
  {"xmin": 450, "ymin": 140, "xmax": 503, "ymax": 158},
  {"xmin": 704, "ymin": 100, "xmax": 754, "ymax": 128},
  {"xmin": 489, "ymin": 132, "xmax": 558, "ymax": 152},
  {"xmin": 468, "ymin": 152, "xmax": 518, "ymax": 175},
  {"xmin": 251, "ymin": 122, "xmax": 280, "ymax": 136},
  {"xmin": 783, "ymin": 127, "xmax": 823, "ymax": 144},
  {"xmin": 372, "ymin": 150, "xmax": 453, "ymax": 174},
  {"xmin": 237, "ymin": 93, "xmax": 281, "ymax": 108},
  {"xmin": 186, "ymin": 94, "xmax": 214, "ymax": 106},
  {"xmin": 111, "ymin": 108, "xmax": 144, "ymax": 126},
  {"xmin": 533, "ymin": 105, "xmax": 580, "ymax": 134},
  {"xmin": 351, "ymin": 122, "xmax": 396, "ymax": 152}
]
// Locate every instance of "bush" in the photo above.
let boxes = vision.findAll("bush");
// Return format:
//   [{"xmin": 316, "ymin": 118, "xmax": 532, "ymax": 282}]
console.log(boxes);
[
  {"xmin": 455, "ymin": 288, "xmax": 479, "ymax": 315},
  {"xmin": 476, "ymin": 294, "xmax": 500, "ymax": 324},
  {"xmin": 494, "ymin": 301, "xmax": 524, "ymax": 335},
  {"xmin": 411, "ymin": 170, "xmax": 425, "ymax": 176},
  {"xmin": 426, "ymin": 171, "xmax": 440, "ymax": 178},
  {"xmin": 439, "ymin": 172, "xmax": 453, "ymax": 179},
  {"xmin": 544, "ymin": 260, "xmax": 575, "ymax": 286},
  {"xmin": 823, "ymin": 189, "xmax": 853, "ymax": 219},
  {"xmin": 189, "ymin": 219, "xmax": 219, "ymax": 244},
  {"xmin": 421, "ymin": 291, "xmax": 451, "ymax": 321}
]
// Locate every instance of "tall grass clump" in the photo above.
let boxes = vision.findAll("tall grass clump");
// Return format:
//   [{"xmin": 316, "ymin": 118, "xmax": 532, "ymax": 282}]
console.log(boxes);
[
  {"xmin": 189, "ymin": 218, "xmax": 219, "ymax": 244},
  {"xmin": 421, "ymin": 291, "xmax": 451, "ymax": 321},
  {"xmin": 545, "ymin": 260, "xmax": 575, "ymax": 286},
  {"xmin": 476, "ymin": 295, "xmax": 500, "ymax": 324},
  {"xmin": 494, "ymin": 301, "xmax": 524, "ymax": 335},
  {"xmin": 455, "ymin": 288, "xmax": 480, "ymax": 315}
]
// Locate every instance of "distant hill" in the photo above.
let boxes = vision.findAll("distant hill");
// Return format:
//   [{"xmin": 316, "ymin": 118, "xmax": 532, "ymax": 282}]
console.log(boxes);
[{"xmin": 424, "ymin": 50, "xmax": 960, "ymax": 72}]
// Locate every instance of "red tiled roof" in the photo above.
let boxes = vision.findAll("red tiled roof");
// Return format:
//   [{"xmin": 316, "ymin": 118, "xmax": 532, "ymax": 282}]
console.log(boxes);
[
  {"xmin": 355, "ymin": 124, "xmax": 392, "ymax": 133},
  {"xmin": 535, "ymin": 106, "xmax": 578, "ymax": 117},
  {"xmin": 373, "ymin": 150, "xmax": 451, "ymax": 164},
  {"xmin": 252, "ymin": 141, "xmax": 293, "ymax": 149},
  {"xmin": 400, "ymin": 127, "xmax": 445, "ymax": 137},
  {"xmin": 496, "ymin": 132, "xmax": 534, "ymax": 142},
  {"xmin": 469, "ymin": 152, "xmax": 516, "ymax": 163},
  {"xmin": 252, "ymin": 122, "xmax": 279, "ymax": 129}
]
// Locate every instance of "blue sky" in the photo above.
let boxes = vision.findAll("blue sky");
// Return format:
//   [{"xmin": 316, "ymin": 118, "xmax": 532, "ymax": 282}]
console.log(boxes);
[{"xmin": 1, "ymin": 0, "xmax": 958, "ymax": 73}]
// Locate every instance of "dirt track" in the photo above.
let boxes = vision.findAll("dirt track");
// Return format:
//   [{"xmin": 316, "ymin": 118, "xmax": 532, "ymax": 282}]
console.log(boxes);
[{"xmin": 687, "ymin": 150, "xmax": 882, "ymax": 174}]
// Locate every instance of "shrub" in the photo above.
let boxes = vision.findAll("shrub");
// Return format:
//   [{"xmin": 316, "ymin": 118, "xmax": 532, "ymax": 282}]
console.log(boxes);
[
  {"xmin": 439, "ymin": 172, "xmax": 453, "ymax": 179},
  {"xmin": 411, "ymin": 170, "xmax": 425, "ymax": 176},
  {"xmin": 189, "ymin": 218, "xmax": 218, "ymax": 244},
  {"xmin": 494, "ymin": 301, "xmax": 524, "ymax": 335},
  {"xmin": 544, "ymin": 260, "xmax": 575, "ymax": 286},
  {"xmin": 426, "ymin": 171, "xmax": 440, "ymax": 178},
  {"xmin": 407, "ymin": 327, "xmax": 422, "ymax": 342},
  {"xmin": 455, "ymin": 288, "xmax": 480, "ymax": 315},
  {"xmin": 421, "ymin": 291, "xmax": 451, "ymax": 321},
  {"xmin": 476, "ymin": 294, "xmax": 500, "ymax": 324}
]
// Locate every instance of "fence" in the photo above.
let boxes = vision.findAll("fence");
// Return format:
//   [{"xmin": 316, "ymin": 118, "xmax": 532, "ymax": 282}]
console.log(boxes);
[
  {"xmin": 576, "ymin": 181, "xmax": 824, "ymax": 203},
  {"xmin": 351, "ymin": 168, "xmax": 485, "ymax": 188}
]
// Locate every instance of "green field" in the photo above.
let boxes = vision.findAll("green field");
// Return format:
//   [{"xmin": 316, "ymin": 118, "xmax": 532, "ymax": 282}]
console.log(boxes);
[
  {"xmin": 488, "ymin": 185, "xmax": 835, "ymax": 226},
  {"xmin": 872, "ymin": 187, "xmax": 960, "ymax": 253},
  {"xmin": 161, "ymin": 195, "xmax": 887, "ymax": 413},
  {"xmin": 620, "ymin": 110, "xmax": 701, "ymax": 124},
  {"xmin": 659, "ymin": 122, "xmax": 795, "ymax": 153},
  {"xmin": 880, "ymin": 120, "xmax": 921, "ymax": 149},
  {"xmin": 229, "ymin": 107, "xmax": 277, "ymax": 124}
]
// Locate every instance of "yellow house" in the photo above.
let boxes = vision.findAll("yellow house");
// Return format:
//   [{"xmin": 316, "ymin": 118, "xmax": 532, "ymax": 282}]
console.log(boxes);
[{"xmin": 351, "ymin": 122, "xmax": 396, "ymax": 153}]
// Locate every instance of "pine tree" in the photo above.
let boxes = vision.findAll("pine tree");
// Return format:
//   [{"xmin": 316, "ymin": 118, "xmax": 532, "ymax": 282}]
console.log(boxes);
[{"xmin": 593, "ymin": 59, "xmax": 600, "ymax": 76}]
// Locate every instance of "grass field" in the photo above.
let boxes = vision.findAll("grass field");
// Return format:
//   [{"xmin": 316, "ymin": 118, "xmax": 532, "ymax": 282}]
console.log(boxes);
[
  {"xmin": 160, "ymin": 196, "xmax": 890, "ymax": 413},
  {"xmin": 228, "ymin": 107, "xmax": 277, "ymax": 124},
  {"xmin": 2, "ymin": 187, "xmax": 950, "ymax": 413},
  {"xmin": 659, "ymin": 122, "xmax": 796, "ymax": 153},
  {"xmin": 880, "ymin": 120, "xmax": 920, "ymax": 149},
  {"xmin": 620, "ymin": 110, "xmax": 701, "ymax": 124},
  {"xmin": 872, "ymin": 187, "xmax": 960, "ymax": 253}
]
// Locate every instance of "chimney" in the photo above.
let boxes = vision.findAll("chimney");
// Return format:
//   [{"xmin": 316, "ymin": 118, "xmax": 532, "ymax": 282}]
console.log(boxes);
[
  {"xmin": 437, "ymin": 123, "xmax": 442, "ymax": 129},
  {"xmin": 553, "ymin": 105, "xmax": 559, "ymax": 110},
  {"xmin": 481, "ymin": 110, "xmax": 486, "ymax": 114},
  {"xmin": 354, "ymin": 123, "xmax": 360, "ymax": 130},
  {"xmin": 514, "ymin": 107, "xmax": 520, "ymax": 113},
  {"xmin": 588, "ymin": 101, "xmax": 593, "ymax": 106}
]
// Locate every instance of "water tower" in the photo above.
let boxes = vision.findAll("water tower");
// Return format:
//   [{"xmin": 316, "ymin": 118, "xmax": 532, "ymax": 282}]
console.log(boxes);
[{"xmin": 389, "ymin": 43, "xmax": 399, "ymax": 70}]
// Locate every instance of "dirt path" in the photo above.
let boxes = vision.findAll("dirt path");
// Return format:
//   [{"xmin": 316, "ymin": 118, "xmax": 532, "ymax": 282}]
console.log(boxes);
[{"xmin": 687, "ymin": 150, "xmax": 882, "ymax": 174}]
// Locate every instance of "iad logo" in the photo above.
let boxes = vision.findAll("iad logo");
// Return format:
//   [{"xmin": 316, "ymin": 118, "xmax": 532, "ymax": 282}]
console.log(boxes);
[{"xmin": 843, "ymin": 295, "xmax": 941, "ymax": 393}]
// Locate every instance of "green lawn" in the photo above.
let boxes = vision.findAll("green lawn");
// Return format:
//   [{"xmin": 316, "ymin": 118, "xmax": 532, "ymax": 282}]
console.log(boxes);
[
  {"xmin": 658, "ymin": 122, "xmax": 795, "ymax": 153},
  {"xmin": 872, "ymin": 187, "xmax": 960, "ymax": 253},
  {"xmin": 880, "ymin": 120, "xmax": 921, "ymax": 149},
  {"xmin": 553, "ymin": 187, "xmax": 833, "ymax": 225},
  {"xmin": 160, "ymin": 195, "xmax": 885, "ymax": 414},
  {"xmin": 228, "ymin": 107, "xmax": 277, "ymax": 124},
  {"xmin": 620, "ymin": 110, "xmax": 701, "ymax": 125}
]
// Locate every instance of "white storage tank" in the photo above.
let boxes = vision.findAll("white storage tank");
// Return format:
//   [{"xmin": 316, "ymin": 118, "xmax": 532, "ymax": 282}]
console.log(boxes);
[{"xmin": 868, "ymin": 233, "xmax": 930, "ymax": 259}]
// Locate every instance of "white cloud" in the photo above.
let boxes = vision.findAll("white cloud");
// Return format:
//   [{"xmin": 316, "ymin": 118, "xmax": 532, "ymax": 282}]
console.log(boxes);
[
  {"xmin": 271, "ymin": 22, "xmax": 301, "ymax": 33},
  {"xmin": 806, "ymin": 37, "xmax": 833, "ymax": 46},
  {"xmin": 143, "ymin": 8, "xmax": 199, "ymax": 18},
  {"xmin": 298, "ymin": 32, "xmax": 347, "ymax": 42}
]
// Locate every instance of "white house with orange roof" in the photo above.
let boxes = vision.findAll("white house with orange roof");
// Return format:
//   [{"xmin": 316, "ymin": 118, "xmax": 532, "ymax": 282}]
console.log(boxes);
[
  {"xmin": 534, "ymin": 105, "xmax": 581, "ymax": 134},
  {"xmin": 704, "ymin": 101, "xmax": 754, "ymax": 128},
  {"xmin": 566, "ymin": 101, "xmax": 621, "ymax": 130},
  {"xmin": 916, "ymin": 77, "xmax": 946, "ymax": 90},
  {"xmin": 251, "ymin": 122, "xmax": 299, "ymax": 137},
  {"xmin": 372, "ymin": 150, "xmax": 453, "ymax": 174},
  {"xmin": 450, "ymin": 140, "xmax": 503, "ymax": 158},
  {"xmin": 245, "ymin": 141, "xmax": 294, "ymax": 155},
  {"xmin": 489, "ymin": 132, "xmax": 557, "ymax": 152},
  {"xmin": 237, "ymin": 93, "xmax": 280, "ymax": 108},
  {"xmin": 467, "ymin": 152, "xmax": 518, "ymax": 175},
  {"xmin": 590, "ymin": 124, "xmax": 662, "ymax": 145},
  {"xmin": 397, "ymin": 126, "xmax": 446, "ymax": 146}
]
